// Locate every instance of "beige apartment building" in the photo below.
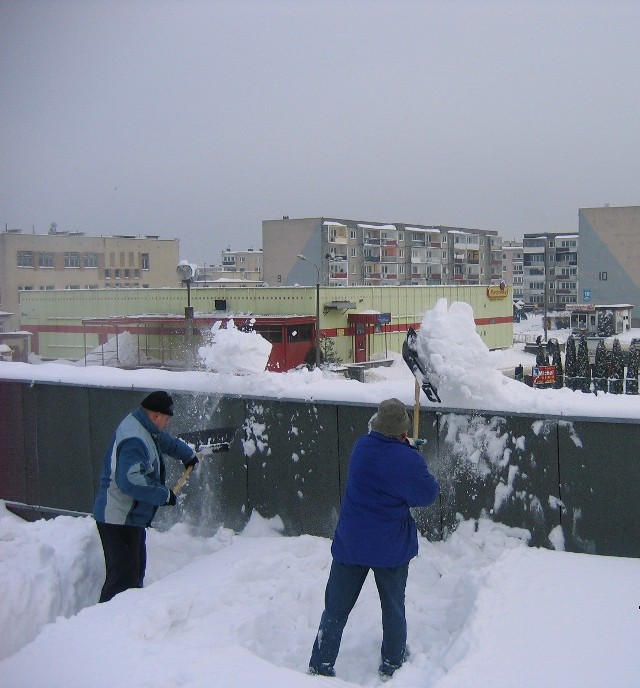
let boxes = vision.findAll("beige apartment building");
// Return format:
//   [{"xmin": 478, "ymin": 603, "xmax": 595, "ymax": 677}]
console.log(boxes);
[{"xmin": 0, "ymin": 229, "xmax": 180, "ymax": 332}]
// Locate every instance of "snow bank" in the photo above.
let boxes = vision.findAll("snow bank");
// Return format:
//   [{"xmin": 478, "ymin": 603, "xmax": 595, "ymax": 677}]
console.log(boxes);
[
  {"xmin": 199, "ymin": 319, "xmax": 272, "ymax": 374},
  {"xmin": 416, "ymin": 298, "xmax": 640, "ymax": 417},
  {"xmin": 2, "ymin": 504, "xmax": 638, "ymax": 688}
]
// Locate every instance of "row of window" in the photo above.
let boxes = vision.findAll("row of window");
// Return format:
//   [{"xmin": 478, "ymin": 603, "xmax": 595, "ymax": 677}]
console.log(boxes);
[
  {"xmin": 528, "ymin": 295, "xmax": 578, "ymax": 304},
  {"xmin": 329, "ymin": 227, "xmax": 496, "ymax": 246},
  {"xmin": 16, "ymin": 251, "xmax": 151, "ymax": 270},
  {"xmin": 330, "ymin": 247, "xmax": 494, "ymax": 262},
  {"xmin": 104, "ymin": 269, "xmax": 141, "ymax": 279},
  {"xmin": 19, "ymin": 284, "xmax": 150, "ymax": 291}
]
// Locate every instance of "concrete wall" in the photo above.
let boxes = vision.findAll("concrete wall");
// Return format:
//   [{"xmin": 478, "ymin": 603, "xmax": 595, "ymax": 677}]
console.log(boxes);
[{"xmin": 2, "ymin": 380, "xmax": 636, "ymax": 557}]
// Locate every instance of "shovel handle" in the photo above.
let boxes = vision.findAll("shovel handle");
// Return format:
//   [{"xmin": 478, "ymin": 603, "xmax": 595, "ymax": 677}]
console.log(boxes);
[
  {"xmin": 413, "ymin": 378, "xmax": 420, "ymax": 440},
  {"xmin": 172, "ymin": 464, "xmax": 194, "ymax": 494}
]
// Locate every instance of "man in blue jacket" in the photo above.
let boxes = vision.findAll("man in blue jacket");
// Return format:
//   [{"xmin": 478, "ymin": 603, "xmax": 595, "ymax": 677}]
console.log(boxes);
[
  {"xmin": 93, "ymin": 391, "xmax": 198, "ymax": 602},
  {"xmin": 309, "ymin": 398, "xmax": 440, "ymax": 679}
]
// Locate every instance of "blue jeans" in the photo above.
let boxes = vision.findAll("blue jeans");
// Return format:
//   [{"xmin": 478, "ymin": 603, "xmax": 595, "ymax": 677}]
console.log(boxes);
[{"xmin": 309, "ymin": 559, "xmax": 409, "ymax": 675}]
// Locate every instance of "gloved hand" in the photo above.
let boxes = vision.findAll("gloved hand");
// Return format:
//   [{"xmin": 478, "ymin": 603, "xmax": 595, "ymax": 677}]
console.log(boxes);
[
  {"xmin": 184, "ymin": 455, "xmax": 199, "ymax": 470},
  {"xmin": 165, "ymin": 489, "xmax": 177, "ymax": 506}
]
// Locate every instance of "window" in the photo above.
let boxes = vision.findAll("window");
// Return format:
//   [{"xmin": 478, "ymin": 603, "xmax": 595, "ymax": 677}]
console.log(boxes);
[
  {"xmin": 254, "ymin": 325, "xmax": 282, "ymax": 343},
  {"xmin": 350, "ymin": 247, "xmax": 357, "ymax": 257},
  {"xmin": 39, "ymin": 252, "xmax": 54, "ymax": 268},
  {"xmin": 115, "ymin": 269, "xmax": 121, "ymax": 278},
  {"xmin": 142, "ymin": 253, "xmax": 150, "ymax": 270},
  {"xmin": 84, "ymin": 253, "xmax": 98, "ymax": 268},
  {"xmin": 64, "ymin": 252, "xmax": 80, "ymax": 268},
  {"xmin": 17, "ymin": 251, "xmax": 34, "ymax": 267},
  {"xmin": 350, "ymin": 230, "xmax": 356, "ymax": 240},
  {"xmin": 287, "ymin": 324, "xmax": 312, "ymax": 342},
  {"xmin": 104, "ymin": 269, "xmax": 111, "ymax": 279}
]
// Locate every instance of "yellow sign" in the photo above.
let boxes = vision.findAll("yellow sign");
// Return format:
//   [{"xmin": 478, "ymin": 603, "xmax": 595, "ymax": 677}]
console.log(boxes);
[{"xmin": 486, "ymin": 285, "xmax": 509, "ymax": 300}]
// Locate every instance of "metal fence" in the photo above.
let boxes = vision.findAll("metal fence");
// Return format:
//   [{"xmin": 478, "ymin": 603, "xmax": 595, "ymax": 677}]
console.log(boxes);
[{"xmin": 1, "ymin": 380, "xmax": 638, "ymax": 557}]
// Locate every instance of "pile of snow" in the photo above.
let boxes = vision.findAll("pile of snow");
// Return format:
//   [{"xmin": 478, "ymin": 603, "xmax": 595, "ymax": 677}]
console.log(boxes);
[
  {"xmin": 1, "ymin": 503, "xmax": 638, "ymax": 687},
  {"xmin": 413, "ymin": 298, "xmax": 640, "ymax": 417},
  {"xmin": 199, "ymin": 319, "xmax": 272, "ymax": 374}
]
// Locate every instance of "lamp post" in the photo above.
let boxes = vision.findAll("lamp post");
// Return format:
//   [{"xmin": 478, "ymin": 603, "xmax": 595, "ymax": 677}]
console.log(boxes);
[
  {"xmin": 297, "ymin": 254, "xmax": 321, "ymax": 368},
  {"xmin": 176, "ymin": 261, "xmax": 195, "ymax": 368}
]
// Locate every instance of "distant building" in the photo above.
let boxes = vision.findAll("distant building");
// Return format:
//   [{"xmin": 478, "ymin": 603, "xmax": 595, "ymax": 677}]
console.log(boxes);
[
  {"xmin": 578, "ymin": 206, "xmax": 640, "ymax": 326},
  {"xmin": 194, "ymin": 247, "xmax": 263, "ymax": 285},
  {"xmin": 0, "ymin": 228, "xmax": 181, "ymax": 332},
  {"xmin": 522, "ymin": 232, "xmax": 578, "ymax": 311},
  {"xmin": 501, "ymin": 241, "xmax": 524, "ymax": 301},
  {"xmin": 262, "ymin": 217, "xmax": 502, "ymax": 288}
]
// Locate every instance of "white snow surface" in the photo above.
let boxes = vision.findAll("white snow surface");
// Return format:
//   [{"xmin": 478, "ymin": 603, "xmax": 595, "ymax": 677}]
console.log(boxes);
[{"xmin": 2, "ymin": 299, "xmax": 640, "ymax": 686}]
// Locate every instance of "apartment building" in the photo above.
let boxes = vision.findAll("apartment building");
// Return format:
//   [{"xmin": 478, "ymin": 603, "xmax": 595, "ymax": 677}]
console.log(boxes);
[
  {"xmin": 522, "ymin": 232, "xmax": 578, "ymax": 311},
  {"xmin": 578, "ymin": 206, "xmax": 640, "ymax": 324},
  {"xmin": 501, "ymin": 241, "xmax": 524, "ymax": 301},
  {"xmin": 262, "ymin": 217, "xmax": 502, "ymax": 288},
  {"xmin": 0, "ymin": 229, "xmax": 180, "ymax": 332}
]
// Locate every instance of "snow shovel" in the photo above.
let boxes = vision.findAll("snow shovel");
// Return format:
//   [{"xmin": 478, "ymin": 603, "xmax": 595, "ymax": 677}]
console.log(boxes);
[
  {"xmin": 402, "ymin": 326, "xmax": 441, "ymax": 406},
  {"xmin": 172, "ymin": 439, "xmax": 231, "ymax": 494}
]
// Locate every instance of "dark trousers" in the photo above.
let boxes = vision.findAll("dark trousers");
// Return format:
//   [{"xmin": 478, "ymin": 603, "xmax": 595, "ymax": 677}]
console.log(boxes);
[
  {"xmin": 96, "ymin": 521, "xmax": 147, "ymax": 603},
  {"xmin": 309, "ymin": 559, "xmax": 409, "ymax": 674}
]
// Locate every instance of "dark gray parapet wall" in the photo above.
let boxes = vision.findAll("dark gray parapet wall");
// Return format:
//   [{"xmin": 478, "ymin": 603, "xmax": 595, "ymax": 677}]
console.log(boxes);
[{"xmin": 1, "ymin": 380, "xmax": 638, "ymax": 558}]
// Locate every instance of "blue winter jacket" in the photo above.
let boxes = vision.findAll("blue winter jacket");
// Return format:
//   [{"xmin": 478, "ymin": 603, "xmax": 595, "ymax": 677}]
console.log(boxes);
[
  {"xmin": 331, "ymin": 431, "xmax": 440, "ymax": 567},
  {"xmin": 93, "ymin": 408, "xmax": 195, "ymax": 527}
]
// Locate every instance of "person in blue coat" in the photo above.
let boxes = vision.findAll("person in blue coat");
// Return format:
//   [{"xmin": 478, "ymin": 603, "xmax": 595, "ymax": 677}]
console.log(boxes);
[
  {"xmin": 309, "ymin": 398, "xmax": 440, "ymax": 679},
  {"xmin": 93, "ymin": 391, "xmax": 199, "ymax": 602}
]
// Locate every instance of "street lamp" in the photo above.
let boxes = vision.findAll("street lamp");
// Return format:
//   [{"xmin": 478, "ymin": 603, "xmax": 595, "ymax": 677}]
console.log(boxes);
[
  {"xmin": 176, "ymin": 261, "xmax": 195, "ymax": 368},
  {"xmin": 297, "ymin": 254, "xmax": 321, "ymax": 368}
]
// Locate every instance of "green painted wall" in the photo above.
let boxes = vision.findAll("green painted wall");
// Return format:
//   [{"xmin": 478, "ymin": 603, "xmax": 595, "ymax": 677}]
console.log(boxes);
[{"xmin": 20, "ymin": 285, "xmax": 512, "ymax": 362}]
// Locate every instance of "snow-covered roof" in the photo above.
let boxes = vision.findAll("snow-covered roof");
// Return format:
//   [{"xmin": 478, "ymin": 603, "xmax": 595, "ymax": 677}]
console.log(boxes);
[
  {"xmin": 405, "ymin": 227, "xmax": 441, "ymax": 233},
  {"xmin": 322, "ymin": 221, "xmax": 347, "ymax": 227},
  {"xmin": 357, "ymin": 224, "xmax": 396, "ymax": 230}
]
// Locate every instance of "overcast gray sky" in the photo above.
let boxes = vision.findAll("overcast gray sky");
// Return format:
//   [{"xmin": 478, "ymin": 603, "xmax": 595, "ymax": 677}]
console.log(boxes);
[{"xmin": 2, "ymin": 0, "xmax": 639, "ymax": 263}]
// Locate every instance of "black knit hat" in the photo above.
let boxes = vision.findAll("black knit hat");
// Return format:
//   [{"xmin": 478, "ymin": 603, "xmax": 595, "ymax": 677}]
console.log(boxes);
[
  {"xmin": 371, "ymin": 398, "xmax": 410, "ymax": 437},
  {"xmin": 141, "ymin": 391, "xmax": 174, "ymax": 416}
]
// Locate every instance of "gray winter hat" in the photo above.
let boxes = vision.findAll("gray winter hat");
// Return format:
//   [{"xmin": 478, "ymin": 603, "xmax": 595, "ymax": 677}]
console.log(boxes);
[{"xmin": 370, "ymin": 398, "xmax": 410, "ymax": 437}]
